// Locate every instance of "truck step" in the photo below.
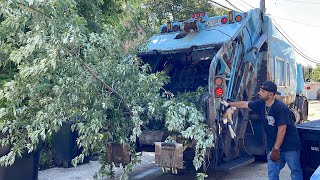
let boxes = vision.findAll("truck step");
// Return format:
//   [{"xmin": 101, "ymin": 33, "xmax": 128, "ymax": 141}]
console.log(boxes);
[{"xmin": 214, "ymin": 156, "xmax": 255, "ymax": 171}]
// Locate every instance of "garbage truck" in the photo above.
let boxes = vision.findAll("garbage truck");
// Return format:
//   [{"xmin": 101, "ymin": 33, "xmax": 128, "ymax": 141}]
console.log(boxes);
[{"xmin": 110, "ymin": 8, "xmax": 309, "ymax": 173}]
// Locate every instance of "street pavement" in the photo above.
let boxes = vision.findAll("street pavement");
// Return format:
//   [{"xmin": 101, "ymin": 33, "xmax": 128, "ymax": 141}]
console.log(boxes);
[
  {"xmin": 308, "ymin": 100, "xmax": 320, "ymax": 121},
  {"xmin": 39, "ymin": 100, "xmax": 320, "ymax": 180},
  {"xmin": 39, "ymin": 152, "xmax": 291, "ymax": 180}
]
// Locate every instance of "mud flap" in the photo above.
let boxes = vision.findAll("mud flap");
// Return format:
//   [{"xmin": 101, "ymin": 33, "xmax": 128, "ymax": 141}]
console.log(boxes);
[{"xmin": 155, "ymin": 142, "xmax": 183, "ymax": 173}]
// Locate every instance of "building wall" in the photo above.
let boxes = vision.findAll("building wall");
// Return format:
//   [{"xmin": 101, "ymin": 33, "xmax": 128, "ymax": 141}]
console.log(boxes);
[{"xmin": 305, "ymin": 82, "xmax": 320, "ymax": 100}]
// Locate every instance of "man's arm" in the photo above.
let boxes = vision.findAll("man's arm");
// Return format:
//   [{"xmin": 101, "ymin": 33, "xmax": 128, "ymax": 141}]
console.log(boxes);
[
  {"xmin": 228, "ymin": 101, "xmax": 250, "ymax": 109},
  {"xmin": 273, "ymin": 124, "xmax": 287, "ymax": 149}
]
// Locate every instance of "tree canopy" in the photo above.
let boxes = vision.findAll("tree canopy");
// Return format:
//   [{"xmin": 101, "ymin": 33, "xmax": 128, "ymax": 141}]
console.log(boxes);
[{"xmin": 0, "ymin": 1, "xmax": 227, "ymax": 179}]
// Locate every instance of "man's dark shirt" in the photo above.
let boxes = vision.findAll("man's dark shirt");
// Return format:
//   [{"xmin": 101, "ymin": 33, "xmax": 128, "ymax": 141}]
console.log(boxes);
[{"xmin": 248, "ymin": 99, "xmax": 301, "ymax": 152}]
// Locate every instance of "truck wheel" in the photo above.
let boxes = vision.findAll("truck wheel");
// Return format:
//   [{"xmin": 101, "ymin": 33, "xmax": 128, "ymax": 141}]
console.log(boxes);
[
  {"xmin": 300, "ymin": 100, "xmax": 308, "ymax": 122},
  {"xmin": 289, "ymin": 108, "xmax": 300, "ymax": 124}
]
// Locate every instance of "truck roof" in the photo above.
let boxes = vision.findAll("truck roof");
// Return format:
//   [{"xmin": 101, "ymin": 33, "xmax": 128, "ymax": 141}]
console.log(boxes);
[{"xmin": 140, "ymin": 11, "xmax": 248, "ymax": 54}]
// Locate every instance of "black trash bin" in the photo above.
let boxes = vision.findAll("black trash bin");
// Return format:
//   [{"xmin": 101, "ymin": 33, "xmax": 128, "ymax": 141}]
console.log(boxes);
[
  {"xmin": 297, "ymin": 120, "xmax": 320, "ymax": 180},
  {"xmin": 0, "ymin": 137, "xmax": 43, "ymax": 180},
  {"xmin": 52, "ymin": 121, "xmax": 89, "ymax": 168}
]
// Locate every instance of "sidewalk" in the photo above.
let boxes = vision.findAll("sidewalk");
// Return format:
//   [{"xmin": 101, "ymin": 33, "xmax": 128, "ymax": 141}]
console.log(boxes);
[{"xmin": 308, "ymin": 100, "xmax": 320, "ymax": 121}]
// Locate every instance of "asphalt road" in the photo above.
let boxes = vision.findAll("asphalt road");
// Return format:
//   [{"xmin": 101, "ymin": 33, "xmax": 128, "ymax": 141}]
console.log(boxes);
[
  {"xmin": 39, "ymin": 100, "xmax": 320, "ymax": 180},
  {"xmin": 39, "ymin": 152, "xmax": 291, "ymax": 180}
]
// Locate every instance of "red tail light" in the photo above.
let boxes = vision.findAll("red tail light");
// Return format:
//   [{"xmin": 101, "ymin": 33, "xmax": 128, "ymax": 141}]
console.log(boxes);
[
  {"xmin": 192, "ymin": 14, "xmax": 195, "ymax": 18},
  {"xmin": 215, "ymin": 87, "xmax": 224, "ymax": 97},
  {"xmin": 196, "ymin": 13, "xmax": 200, "ymax": 17},
  {"xmin": 201, "ymin": 12, "xmax": 206, "ymax": 17},
  {"xmin": 221, "ymin": 17, "xmax": 228, "ymax": 24},
  {"xmin": 213, "ymin": 76, "xmax": 225, "ymax": 98}
]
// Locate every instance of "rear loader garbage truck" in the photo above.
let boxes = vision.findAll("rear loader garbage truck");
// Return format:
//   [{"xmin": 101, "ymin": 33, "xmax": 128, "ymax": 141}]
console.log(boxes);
[{"xmin": 109, "ymin": 8, "xmax": 309, "ymax": 174}]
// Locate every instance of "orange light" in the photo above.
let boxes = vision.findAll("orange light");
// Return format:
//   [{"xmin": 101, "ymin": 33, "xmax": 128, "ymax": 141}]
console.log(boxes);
[
  {"xmin": 167, "ymin": 22, "xmax": 171, "ymax": 31},
  {"xmin": 215, "ymin": 87, "xmax": 224, "ymax": 97},
  {"xmin": 229, "ymin": 11, "xmax": 233, "ymax": 22},
  {"xmin": 221, "ymin": 17, "xmax": 228, "ymax": 24},
  {"xmin": 235, "ymin": 15, "xmax": 242, "ymax": 22},
  {"xmin": 215, "ymin": 77, "xmax": 223, "ymax": 85}
]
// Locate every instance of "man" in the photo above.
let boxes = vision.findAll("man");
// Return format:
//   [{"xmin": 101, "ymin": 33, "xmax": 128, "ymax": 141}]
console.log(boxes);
[{"xmin": 221, "ymin": 81, "xmax": 303, "ymax": 180}]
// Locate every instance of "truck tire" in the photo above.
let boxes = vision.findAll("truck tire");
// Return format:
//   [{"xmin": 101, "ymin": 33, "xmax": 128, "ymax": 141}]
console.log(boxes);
[
  {"xmin": 300, "ymin": 100, "xmax": 308, "ymax": 122},
  {"xmin": 289, "ymin": 108, "xmax": 300, "ymax": 124}
]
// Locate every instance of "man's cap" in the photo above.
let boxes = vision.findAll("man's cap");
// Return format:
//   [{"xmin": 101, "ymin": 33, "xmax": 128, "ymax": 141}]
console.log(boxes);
[{"xmin": 261, "ymin": 81, "xmax": 281, "ymax": 95}]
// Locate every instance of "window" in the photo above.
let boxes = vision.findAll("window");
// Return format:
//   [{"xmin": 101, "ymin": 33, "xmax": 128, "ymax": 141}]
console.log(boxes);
[{"xmin": 275, "ymin": 58, "xmax": 285, "ymax": 86}]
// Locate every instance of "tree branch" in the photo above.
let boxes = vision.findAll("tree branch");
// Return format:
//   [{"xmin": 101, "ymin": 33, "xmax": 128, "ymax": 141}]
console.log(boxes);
[
  {"xmin": 74, "ymin": 54, "xmax": 150, "ymax": 131},
  {"xmin": 15, "ymin": 2, "xmax": 51, "ymax": 19}
]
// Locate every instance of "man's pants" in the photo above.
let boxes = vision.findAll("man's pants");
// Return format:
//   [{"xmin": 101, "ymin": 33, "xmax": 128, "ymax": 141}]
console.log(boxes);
[{"xmin": 267, "ymin": 150, "xmax": 303, "ymax": 180}]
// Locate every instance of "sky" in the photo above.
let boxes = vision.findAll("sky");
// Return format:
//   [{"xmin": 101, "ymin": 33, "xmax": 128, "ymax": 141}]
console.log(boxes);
[{"xmin": 210, "ymin": 0, "xmax": 320, "ymax": 67}]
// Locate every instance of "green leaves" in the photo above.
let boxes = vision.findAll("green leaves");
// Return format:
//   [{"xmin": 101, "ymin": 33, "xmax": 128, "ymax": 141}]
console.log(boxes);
[
  {"xmin": 0, "ymin": 1, "xmax": 219, "ymax": 180},
  {"xmin": 162, "ymin": 91, "xmax": 214, "ymax": 173}
]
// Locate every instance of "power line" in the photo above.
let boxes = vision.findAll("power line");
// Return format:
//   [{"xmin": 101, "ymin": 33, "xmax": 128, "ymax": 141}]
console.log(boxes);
[
  {"xmin": 208, "ymin": 0, "xmax": 236, "ymax": 11},
  {"xmin": 277, "ymin": 0, "xmax": 320, "ymax": 5},
  {"xmin": 271, "ymin": 0, "xmax": 305, "ymax": 22},
  {"xmin": 268, "ymin": 0, "xmax": 320, "ymax": 63},
  {"xmin": 272, "ymin": 18, "xmax": 320, "ymax": 63},
  {"xmin": 225, "ymin": 0, "xmax": 244, "ymax": 12},
  {"xmin": 237, "ymin": 0, "xmax": 255, "ymax": 9},
  {"xmin": 209, "ymin": 0, "xmax": 319, "ymax": 64},
  {"xmin": 233, "ymin": 0, "xmax": 252, "ymax": 11},
  {"xmin": 271, "ymin": 15, "xmax": 320, "ymax": 28},
  {"xmin": 276, "ymin": 25, "xmax": 319, "ymax": 63}
]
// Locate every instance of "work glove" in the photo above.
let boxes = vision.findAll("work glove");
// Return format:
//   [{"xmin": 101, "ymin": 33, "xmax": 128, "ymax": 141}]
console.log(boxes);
[
  {"xmin": 270, "ymin": 148, "xmax": 280, "ymax": 162},
  {"xmin": 228, "ymin": 124, "xmax": 236, "ymax": 139},
  {"xmin": 220, "ymin": 100, "xmax": 229, "ymax": 107}
]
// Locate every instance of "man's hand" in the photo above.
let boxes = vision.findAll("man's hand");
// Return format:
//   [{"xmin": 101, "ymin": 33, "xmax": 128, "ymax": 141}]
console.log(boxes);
[
  {"xmin": 220, "ymin": 100, "xmax": 229, "ymax": 107},
  {"xmin": 270, "ymin": 148, "xmax": 280, "ymax": 162}
]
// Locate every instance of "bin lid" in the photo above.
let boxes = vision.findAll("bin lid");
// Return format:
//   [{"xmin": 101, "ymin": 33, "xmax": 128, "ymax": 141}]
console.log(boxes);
[{"xmin": 297, "ymin": 120, "xmax": 320, "ymax": 131}]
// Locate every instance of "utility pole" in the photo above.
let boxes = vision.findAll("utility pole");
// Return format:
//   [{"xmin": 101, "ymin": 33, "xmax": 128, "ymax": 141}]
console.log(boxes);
[
  {"xmin": 260, "ymin": 0, "xmax": 266, "ymax": 21},
  {"xmin": 260, "ymin": 0, "xmax": 266, "ymax": 16}
]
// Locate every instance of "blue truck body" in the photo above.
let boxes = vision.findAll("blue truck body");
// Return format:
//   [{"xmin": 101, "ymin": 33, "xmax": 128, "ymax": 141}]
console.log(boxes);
[{"xmin": 138, "ymin": 8, "xmax": 309, "ymax": 172}]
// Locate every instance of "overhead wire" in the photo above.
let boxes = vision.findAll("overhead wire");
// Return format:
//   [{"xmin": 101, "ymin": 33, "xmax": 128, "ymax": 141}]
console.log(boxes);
[
  {"xmin": 273, "ymin": 21, "xmax": 320, "ymax": 64},
  {"xmin": 236, "ymin": 0, "xmax": 255, "ymax": 9},
  {"xmin": 225, "ymin": 0, "xmax": 244, "ymax": 12},
  {"xmin": 233, "ymin": 0, "xmax": 250, "ymax": 12},
  {"xmin": 272, "ymin": 0, "xmax": 320, "ymax": 28},
  {"xmin": 209, "ymin": 0, "xmax": 319, "ymax": 63},
  {"xmin": 276, "ymin": 0, "xmax": 320, "ymax": 5},
  {"xmin": 208, "ymin": 0, "xmax": 235, "ymax": 11},
  {"xmin": 269, "ymin": 0, "xmax": 320, "ymax": 63},
  {"xmin": 271, "ymin": 15, "xmax": 320, "ymax": 28}
]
